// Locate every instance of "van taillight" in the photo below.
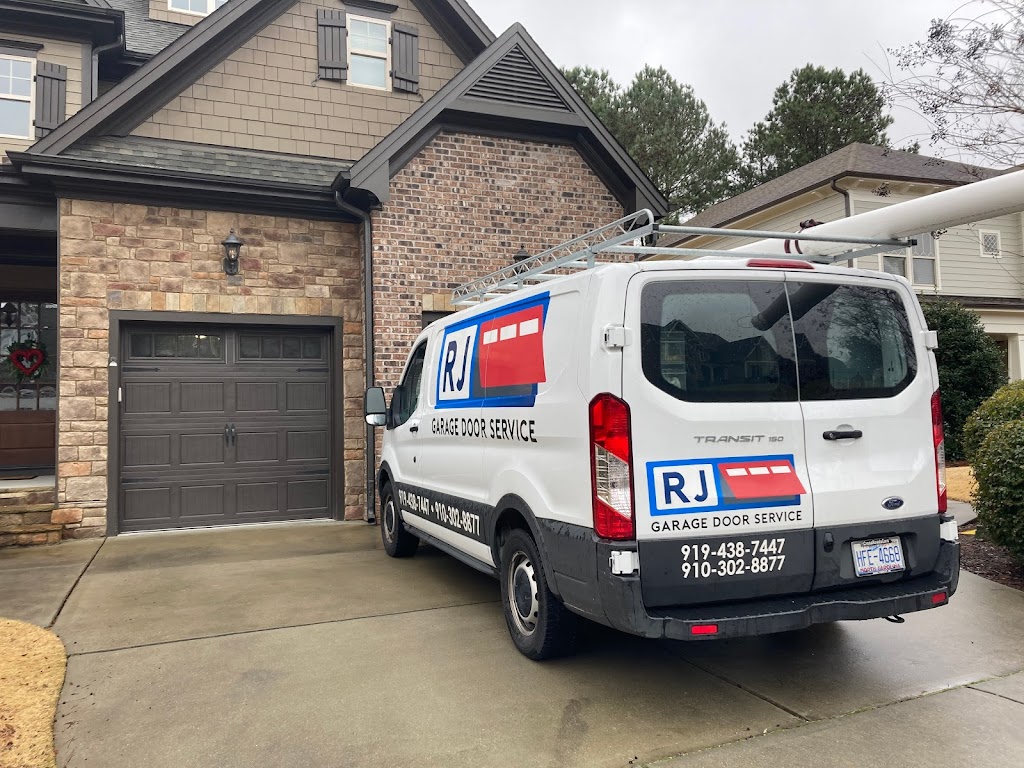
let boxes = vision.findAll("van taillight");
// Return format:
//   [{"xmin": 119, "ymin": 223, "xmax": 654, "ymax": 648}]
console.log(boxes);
[
  {"xmin": 589, "ymin": 394, "xmax": 635, "ymax": 540},
  {"xmin": 932, "ymin": 390, "xmax": 947, "ymax": 514}
]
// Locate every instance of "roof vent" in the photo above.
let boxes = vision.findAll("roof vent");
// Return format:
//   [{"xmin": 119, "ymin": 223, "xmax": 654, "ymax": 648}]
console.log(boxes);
[{"xmin": 465, "ymin": 46, "xmax": 570, "ymax": 112}]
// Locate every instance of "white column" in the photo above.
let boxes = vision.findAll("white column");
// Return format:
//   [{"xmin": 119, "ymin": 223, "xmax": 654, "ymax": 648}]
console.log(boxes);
[{"xmin": 1009, "ymin": 334, "xmax": 1024, "ymax": 382}]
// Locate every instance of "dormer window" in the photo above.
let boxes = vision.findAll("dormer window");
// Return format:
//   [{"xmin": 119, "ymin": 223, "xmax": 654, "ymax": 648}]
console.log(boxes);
[{"xmin": 168, "ymin": 0, "xmax": 229, "ymax": 17}]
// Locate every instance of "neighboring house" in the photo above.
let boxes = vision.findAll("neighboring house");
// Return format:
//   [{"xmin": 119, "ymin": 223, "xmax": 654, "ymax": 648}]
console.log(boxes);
[
  {"xmin": 674, "ymin": 143, "xmax": 1024, "ymax": 383},
  {"xmin": 0, "ymin": 0, "xmax": 668, "ymax": 545}
]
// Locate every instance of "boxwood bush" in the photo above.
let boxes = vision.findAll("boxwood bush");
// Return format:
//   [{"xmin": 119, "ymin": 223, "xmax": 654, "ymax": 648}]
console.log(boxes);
[
  {"xmin": 973, "ymin": 419, "xmax": 1024, "ymax": 561},
  {"xmin": 962, "ymin": 380, "xmax": 1024, "ymax": 463}
]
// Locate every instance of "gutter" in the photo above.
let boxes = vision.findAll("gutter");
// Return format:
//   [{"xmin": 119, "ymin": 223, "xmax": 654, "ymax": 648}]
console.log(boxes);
[{"xmin": 334, "ymin": 190, "xmax": 377, "ymax": 524}]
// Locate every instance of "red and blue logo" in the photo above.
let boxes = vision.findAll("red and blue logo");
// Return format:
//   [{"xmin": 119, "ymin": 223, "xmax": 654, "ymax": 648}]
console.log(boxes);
[
  {"xmin": 646, "ymin": 455, "xmax": 807, "ymax": 515},
  {"xmin": 436, "ymin": 293, "xmax": 550, "ymax": 409}
]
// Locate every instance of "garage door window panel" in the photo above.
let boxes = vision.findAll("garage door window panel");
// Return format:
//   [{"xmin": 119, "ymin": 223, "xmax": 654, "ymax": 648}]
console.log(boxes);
[
  {"xmin": 130, "ymin": 332, "xmax": 223, "ymax": 361},
  {"xmin": 239, "ymin": 334, "xmax": 324, "ymax": 361}
]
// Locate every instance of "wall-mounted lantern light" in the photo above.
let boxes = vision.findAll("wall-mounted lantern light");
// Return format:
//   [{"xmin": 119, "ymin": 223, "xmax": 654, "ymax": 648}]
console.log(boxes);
[
  {"xmin": 1, "ymin": 302, "xmax": 18, "ymax": 327},
  {"xmin": 222, "ymin": 229, "xmax": 243, "ymax": 276},
  {"xmin": 513, "ymin": 245, "xmax": 530, "ymax": 263}
]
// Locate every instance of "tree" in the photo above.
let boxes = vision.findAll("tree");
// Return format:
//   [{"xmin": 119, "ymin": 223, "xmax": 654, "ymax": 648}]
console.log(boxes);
[
  {"xmin": 920, "ymin": 299, "xmax": 1006, "ymax": 461},
  {"xmin": 739, "ymin": 65, "xmax": 893, "ymax": 189},
  {"xmin": 563, "ymin": 65, "xmax": 740, "ymax": 219},
  {"xmin": 884, "ymin": 0, "xmax": 1024, "ymax": 167}
]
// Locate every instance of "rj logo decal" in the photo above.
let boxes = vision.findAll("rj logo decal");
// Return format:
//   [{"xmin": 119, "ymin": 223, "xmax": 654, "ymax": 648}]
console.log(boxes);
[
  {"xmin": 646, "ymin": 455, "xmax": 806, "ymax": 516},
  {"xmin": 435, "ymin": 294, "xmax": 550, "ymax": 409}
]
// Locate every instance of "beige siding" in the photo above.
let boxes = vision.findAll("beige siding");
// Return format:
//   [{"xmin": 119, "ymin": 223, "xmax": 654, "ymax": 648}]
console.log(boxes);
[
  {"xmin": 851, "ymin": 191, "xmax": 1024, "ymax": 299},
  {"xmin": 1, "ymin": 35, "xmax": 85, "ymax": 156},
  {"xmin": 692, "ymin": 190, "xmax": 848, "ymax": 251},
  {"xmin": 132, "ymin": 0, "xmax": 463, "ymax": 160}
]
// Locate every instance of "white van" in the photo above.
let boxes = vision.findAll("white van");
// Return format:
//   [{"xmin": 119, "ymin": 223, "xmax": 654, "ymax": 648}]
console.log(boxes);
[{"xmin": 365, "ymin": 246, "xmax": 960, "ymax": 660}]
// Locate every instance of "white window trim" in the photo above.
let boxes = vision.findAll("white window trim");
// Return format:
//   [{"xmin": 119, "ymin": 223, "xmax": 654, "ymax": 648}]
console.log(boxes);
[
  {"xmin": 876, "ymin": 233, "xmax": 941, "ymax": 289},
  {"xmin": 166, "ymin": 0, "xmax": 227, "ymax": 18},
  {"xmin": 347, "ymin": 14, "xmax": 392, "ymax": 92},
  {"xmin": 0, "ymin": 54, "xmax": 35, "ymax": 141},
  {"xmin": 979, "ymin": 229, "xmax": 1002, "ymax": 258}
]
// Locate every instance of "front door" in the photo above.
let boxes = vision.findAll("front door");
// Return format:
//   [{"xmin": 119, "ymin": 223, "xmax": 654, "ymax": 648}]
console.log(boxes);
[{"xmin": 118, "ymin": 325, "xmax": 333, "ymax": 531}]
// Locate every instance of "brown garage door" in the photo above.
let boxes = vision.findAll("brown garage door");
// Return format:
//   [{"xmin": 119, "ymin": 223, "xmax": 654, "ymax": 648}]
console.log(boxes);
[{"xmin": 118, "ymin": 325, "xmax": 333, "ymax": 532}]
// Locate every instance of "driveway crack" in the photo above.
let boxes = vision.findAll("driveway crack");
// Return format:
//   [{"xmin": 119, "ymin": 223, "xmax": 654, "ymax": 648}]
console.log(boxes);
[{"xmin": 49, "ymin": 537, "xmax": 106, "ymax": 629}]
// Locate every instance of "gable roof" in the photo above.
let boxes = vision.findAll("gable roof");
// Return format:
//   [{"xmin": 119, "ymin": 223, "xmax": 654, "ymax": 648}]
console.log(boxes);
[
  {"xmin": 26, "ymin": 0, "xmax": 493, "ymax": 156},
  {"xmin": 342, "ymin": 23, "xmax": 669, "ymax": 216},
  {"xmin": 686, "ymin": 143, "xmax": 1000, "ymax": 230}
]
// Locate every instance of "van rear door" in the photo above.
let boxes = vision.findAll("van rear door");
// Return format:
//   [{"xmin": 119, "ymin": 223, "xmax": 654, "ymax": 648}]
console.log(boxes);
[
  {"xmin": 623, "ymin": 271, "xmax": 815, "ymax": 607},
  {"xmin": 787, "ymin": 274, "xmax": 941, "ymax": 589}
]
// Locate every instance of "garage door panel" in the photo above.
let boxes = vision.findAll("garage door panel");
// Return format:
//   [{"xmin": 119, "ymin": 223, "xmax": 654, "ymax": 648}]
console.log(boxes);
[
  {"xmin": 236, "ymin": 382, "xmax": 278, "ymax": 412},
  {"xmin": 237, "ymin": 482, "xmax": 279, "ymax": 514},
  {"xmin": 180, "ymin": 382, "xmax": 225, "ymax": 413},
  {"xmin": 122, "ymin": 487, "xmax": 172, "ymax": 524},
  {"xmin": 179, "ymin": 433, "xmax": 226, "ymax": 466},
  {"xmin": 124, "ymin": 382, "xmax": 171, "ymax": 414},
  {"xmin": 119, "ymin": 325, "xmax": 334, "ymax": 531},
  {"xmin": 288, "ymin": 478, "xmax": 328, "ymax": 514},
  {"xmin": 123, "ymin": 434, "xmax": 172, "ymax": 468},
  {"xmin": 286, "ymin": 382, "xmax": 327, "ymax": 411},
  {"xmin": 287, "ymin": 430, "xmax": 328, "ymax": 461},
  {"xmin": 180, "ymin": 484, "xmax": 227, "ymax": 518}
]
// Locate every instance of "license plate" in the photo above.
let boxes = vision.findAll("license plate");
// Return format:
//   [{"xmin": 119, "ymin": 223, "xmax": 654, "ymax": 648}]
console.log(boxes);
[{"xmin": 852, "ymin": 537, "xmax": 905, "ymax": 577}]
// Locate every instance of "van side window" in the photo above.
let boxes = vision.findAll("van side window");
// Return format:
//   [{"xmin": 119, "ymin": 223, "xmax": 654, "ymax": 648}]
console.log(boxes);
[
  {"xmin": 394, "ymin": 342, "xmax": 427, "ymax": 425},
  {"xmin": 790, "ymin": 283, "xmax": 916, "ymax": 400},
  {"xmin": 640, "ymin": 281, "xmax": 799, "ymax": 403}
]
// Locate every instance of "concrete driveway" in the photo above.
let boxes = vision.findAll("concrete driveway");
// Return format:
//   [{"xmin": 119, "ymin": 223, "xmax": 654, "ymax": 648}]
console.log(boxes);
[{"xmin": 2, "ymin": 522, "xmax": 1023, "ymax": 768}]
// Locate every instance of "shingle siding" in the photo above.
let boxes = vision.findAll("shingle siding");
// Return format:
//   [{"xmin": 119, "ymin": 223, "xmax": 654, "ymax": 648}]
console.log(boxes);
[{"xmin": 131, "ymin": 0, "xmax": 463, "ymax": 160}]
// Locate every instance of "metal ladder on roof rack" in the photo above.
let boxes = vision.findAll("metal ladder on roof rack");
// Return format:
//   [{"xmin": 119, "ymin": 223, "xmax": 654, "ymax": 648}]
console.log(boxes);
[{"xmin": 451, "ymin": 209, "xmax": 916, "ymax": 307}]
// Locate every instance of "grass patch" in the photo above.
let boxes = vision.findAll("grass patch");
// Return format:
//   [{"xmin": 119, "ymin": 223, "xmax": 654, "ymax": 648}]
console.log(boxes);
[
  {"xmin": 946, "ymin": 465, "xmax": 976, "ymax": 503},
  {"xmin": 0, "ymin": 619, "xmax": 66, "ymax": 768}
]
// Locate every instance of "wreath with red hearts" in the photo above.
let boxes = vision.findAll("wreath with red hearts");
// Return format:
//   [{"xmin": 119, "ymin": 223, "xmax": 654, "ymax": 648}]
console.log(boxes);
[{"xmin": 4, "ymin": 338, "xmax": 50, "ymax": 383}]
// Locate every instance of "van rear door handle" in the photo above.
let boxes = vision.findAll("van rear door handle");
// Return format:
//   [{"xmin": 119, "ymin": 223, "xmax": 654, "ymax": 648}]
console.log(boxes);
[{"xmin": 823, "ymin": 429, "xmax": 863, "ymax": 440}]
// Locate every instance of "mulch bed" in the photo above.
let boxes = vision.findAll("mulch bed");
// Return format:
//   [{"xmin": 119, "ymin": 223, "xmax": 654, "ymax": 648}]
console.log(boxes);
[{"xmin": 958, "ymin": 525, "xmax": 1024, "ymax": 592}]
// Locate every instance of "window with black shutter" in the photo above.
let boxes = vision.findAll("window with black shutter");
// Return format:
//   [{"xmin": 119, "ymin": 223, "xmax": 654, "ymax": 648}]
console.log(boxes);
[
  {"xmin": 317, "ymin": 9, "xmax": 348, "ymax": 82},
  {"xmin": 34, "ymin": 61, "xmax": 67, "ymax": 139},
  {"xmin": 391, "ymin": 22, "xmax": 419, "ymax": 94}
]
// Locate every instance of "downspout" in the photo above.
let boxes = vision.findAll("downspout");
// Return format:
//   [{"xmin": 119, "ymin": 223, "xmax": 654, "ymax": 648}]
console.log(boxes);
[
  {"xmin": 831, "ymin": 178, "xmax": 852, "ymax": 218},
  {"xmin": 334, "ymin": 190, "xmax": 377, "ymax": 524},
  {"xmin": 90, "ymin": 35, "xmax": 124, "ymax": 103}
]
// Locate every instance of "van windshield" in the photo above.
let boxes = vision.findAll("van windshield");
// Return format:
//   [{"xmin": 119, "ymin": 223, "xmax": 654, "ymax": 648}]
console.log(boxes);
[{"xmin": 640, "ymin": 280, "xmax": 916, "ymax": 403}]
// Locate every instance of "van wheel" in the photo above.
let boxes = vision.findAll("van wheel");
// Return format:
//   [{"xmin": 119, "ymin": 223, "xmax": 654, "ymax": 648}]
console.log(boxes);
[
  {"xmin": 380, "ymin": 483, "xmax": 418, "ymax": 558},
  {"xmin": 499, "ymin": 529, "xmax": 577, "ymax": 660}
]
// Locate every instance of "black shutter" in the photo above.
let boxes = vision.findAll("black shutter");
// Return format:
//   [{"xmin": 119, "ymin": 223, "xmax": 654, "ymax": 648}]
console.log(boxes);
[
  {"xmin": 392, "ymin": 22, "xmax": 419, "ymax": 94},
  {"xmin": 317, "ymin": 9, "xmax": 348, "ymax": 81},
  {"xmin": 35, "ymin": 61, "xmax": 67, "ymax": 138}
]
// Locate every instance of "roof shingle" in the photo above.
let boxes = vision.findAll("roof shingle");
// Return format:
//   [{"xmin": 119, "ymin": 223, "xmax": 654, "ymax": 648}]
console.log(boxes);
[
  {"xmin": 685, "ymin": 143, "xmax": 1001, "ymax": 230},
  {"xmin": 107, "ymin": 0, "xmax": 189, "ymax": 56}
]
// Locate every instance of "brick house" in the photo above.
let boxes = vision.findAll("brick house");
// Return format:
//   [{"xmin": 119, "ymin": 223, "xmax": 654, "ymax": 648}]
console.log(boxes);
[{"xmin": 0, "ymin": 0, "xmax": 667, "ymax": 545}]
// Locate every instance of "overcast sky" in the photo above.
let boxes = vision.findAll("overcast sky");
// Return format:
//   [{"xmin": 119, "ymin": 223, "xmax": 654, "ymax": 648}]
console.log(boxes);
[{"xmin": 469, "ymin": 0, "xmax": 971, "ymax": 161}]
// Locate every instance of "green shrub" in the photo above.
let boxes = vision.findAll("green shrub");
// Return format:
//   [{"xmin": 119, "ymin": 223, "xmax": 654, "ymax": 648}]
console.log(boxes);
[
  {"xmin": 921, "ymin": 300, "xmax": 1006, "ymax": 461},
  {"xmin": 973, "ymin": 419, "xmax": 1024, "ymax": 562},
  {"xmin": 962, "ymin": 380, "xmax": 1024, "ymax": 463}
]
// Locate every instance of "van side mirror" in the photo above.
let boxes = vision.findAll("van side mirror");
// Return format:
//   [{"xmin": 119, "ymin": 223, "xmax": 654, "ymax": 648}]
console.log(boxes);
[{"xmin": 364, "ymin": 387, "xmax": 387, "ymax": 427}]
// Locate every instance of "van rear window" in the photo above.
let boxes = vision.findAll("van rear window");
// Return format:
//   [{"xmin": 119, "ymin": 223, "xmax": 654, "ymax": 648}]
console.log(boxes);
[
  {"xmin": 640, "ymin": 280, "xmax": 917, "ymax": 402},
  {"xmin": 640, "ymin": 281, "xmax": 799, "ymax": 402}
]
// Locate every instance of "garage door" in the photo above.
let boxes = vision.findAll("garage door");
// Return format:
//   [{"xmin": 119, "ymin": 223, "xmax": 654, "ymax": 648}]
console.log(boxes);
[{"xmin": 118, "ymin": 325, "xmax": 333, "ymax": 532}]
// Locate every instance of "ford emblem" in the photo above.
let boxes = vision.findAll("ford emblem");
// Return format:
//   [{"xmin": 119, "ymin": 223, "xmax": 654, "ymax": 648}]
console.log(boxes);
[{"xmin": 882, "ymin": 497, "xmax": 904, "ymax": 511}]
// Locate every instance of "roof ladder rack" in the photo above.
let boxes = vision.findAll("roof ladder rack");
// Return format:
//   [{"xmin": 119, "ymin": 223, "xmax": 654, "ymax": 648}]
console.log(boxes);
[{"xmin": 451, "ymin": 210, "xmax": 915, "ymax": 307}]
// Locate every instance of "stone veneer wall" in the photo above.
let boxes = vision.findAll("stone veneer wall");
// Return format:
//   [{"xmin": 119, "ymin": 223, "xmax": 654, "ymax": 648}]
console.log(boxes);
[
  {"xmin": 371, "ymin": 132, "xmax": 625, "ymax": 392},
  {"xmin": 56, "ymin": 200, "xmax": 365, "ymax": 538}
]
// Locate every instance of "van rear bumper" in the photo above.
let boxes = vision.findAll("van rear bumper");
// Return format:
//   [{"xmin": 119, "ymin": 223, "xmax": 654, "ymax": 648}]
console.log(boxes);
[{"xmin": 591, "ymin": 539, "xmax": 960, "ymax": 641}]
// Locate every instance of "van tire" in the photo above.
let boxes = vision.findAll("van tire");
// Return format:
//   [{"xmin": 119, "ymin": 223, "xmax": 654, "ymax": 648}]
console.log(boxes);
[
  {"xmin": 499, "ymin": 529, "xmax": 577, "ymax": 660},
  {"xmin": 380, "ymin": 483, "xmax": 418, "ymax": 558}
]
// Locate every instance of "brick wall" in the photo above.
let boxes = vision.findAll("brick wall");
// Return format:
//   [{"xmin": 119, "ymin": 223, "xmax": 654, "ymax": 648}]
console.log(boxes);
[
  {"xmin": 133, "ymin": 0, "xmax": 463, "ymax": 159},
  {"xmin": 56, "ymin": 200, "xmax": 365, "ymax": 538},
  {"xmin": 371, "ymin": 132, "xmax": 625, "ymax": 392}
]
